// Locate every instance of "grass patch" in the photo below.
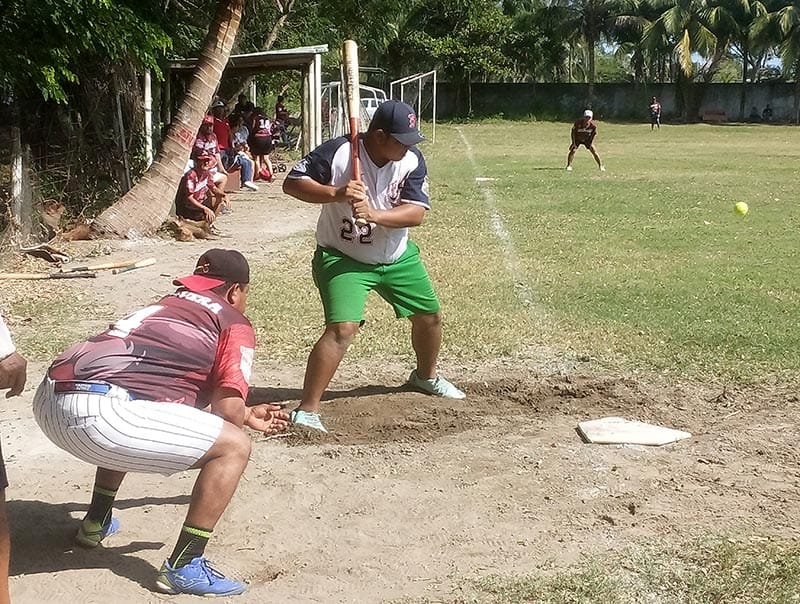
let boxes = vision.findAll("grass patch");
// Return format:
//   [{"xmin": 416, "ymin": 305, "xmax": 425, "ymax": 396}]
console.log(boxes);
[
  {"xmin": 234, "ymin": 121, "xmax": 799, "ymax": 381},
  {"xmin": 434, "ymin": 537, "xmax": 800, "ymax": 604}
]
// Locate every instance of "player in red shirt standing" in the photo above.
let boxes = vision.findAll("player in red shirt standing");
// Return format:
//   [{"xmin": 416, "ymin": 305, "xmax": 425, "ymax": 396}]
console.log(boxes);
[
  {"xmin": 566, "ymin": 109, "xmax": 605, "ymax": 171},
  {"xmin": 32, "ymin": 249, "xmax": 288, "ymax": 597}
]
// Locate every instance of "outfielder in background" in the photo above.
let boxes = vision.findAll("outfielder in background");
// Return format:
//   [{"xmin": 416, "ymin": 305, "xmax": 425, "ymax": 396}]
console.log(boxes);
[
  {"xmin": 649, "ymin": 96, "xmax": 662, "ymax": 130},
  {"xmin": 32, "ymin": 249, "xmax": 288, "ymax": 597},
  {"xmin": 0, "ymin": 314, "xmax": 27, "ymax": 604},
  {"xmin": 283, "ymin": 99, "xmax": 466, "ymax": 434},
  {"xmin": 566, "ymin": 109, "xmax": 605, "ymax": 171}
]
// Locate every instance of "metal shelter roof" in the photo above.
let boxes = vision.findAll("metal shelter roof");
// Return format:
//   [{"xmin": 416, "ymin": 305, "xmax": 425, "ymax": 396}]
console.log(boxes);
[{"xmin": 169, "ymin": 45, "xmax": 329, "ymax": 77}]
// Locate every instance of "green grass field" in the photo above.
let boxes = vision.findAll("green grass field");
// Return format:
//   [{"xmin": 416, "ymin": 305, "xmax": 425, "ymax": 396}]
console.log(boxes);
[{"xmin": 250, "ymin": 120, "xmax": 800, "ymax": 383}]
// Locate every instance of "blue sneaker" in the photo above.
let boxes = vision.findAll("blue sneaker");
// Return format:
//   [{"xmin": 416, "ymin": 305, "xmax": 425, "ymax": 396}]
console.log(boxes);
[
  {"xmin": 290, "ymin": 409, "xmax": 328, "ymax": 433},
  {"xmin": 155, "ymin": 557, "xmax": 246, "ymax": 596},
  {"xmin": 75, "ymin": 517, "xmax": 120, "ymax": 548}
]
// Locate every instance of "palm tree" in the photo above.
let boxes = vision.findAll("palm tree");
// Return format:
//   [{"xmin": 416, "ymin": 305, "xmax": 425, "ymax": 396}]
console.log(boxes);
[
  {"xmin": 91, "ymin": 0, "xmax": 244, "ymax": 238},
  {"xmin": 705, "ymin": 0, "xmax": 769, "ymax": 118},
  {"xmin": 640, "ymin": 0, "xmax": 721, "ymax": 118},
  {"xmin": 753, "ymin": 0, "xmax": 800, "ymax": 122},
  {"xmin": 542, "ymin": 0, "xmax": 621, "ymax": 97}
]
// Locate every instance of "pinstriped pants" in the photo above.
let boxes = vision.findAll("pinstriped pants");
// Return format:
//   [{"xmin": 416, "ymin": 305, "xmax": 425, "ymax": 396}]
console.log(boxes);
[{"xmin": 32, "ymin": 378, "xmax": 223, "ymax": 475}]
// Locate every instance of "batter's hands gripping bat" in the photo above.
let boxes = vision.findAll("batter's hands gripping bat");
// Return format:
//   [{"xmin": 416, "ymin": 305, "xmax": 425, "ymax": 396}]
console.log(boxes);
[
  {"xmin": 342, "ymin": 39, "xmax": 368, "ymax": 227},
  {"xmin": 111, "ymin": 257, "xmax": 157, "ymax": 275}
]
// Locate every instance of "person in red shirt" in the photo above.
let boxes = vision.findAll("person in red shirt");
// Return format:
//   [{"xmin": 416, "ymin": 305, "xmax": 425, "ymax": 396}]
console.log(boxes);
[
  {"xmin": 566, "ymin": 109, "xmax": 605, "ymax": 171},
  {"xmin": 32, "ymin": 249, "xmax": 289, "ymax": 597},
  {"xmin": 176, "ymin": 150, "xmax": 227, "ymax": 224}
]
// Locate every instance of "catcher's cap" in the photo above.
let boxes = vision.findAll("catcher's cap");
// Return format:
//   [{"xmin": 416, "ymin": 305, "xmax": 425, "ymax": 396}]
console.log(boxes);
[
  {"xmin": 202, "ymin": 114, "xmax": 214, "ymax": 124},
  {"xmin": 368, "ymin": 99, "xmax": 425, "ymax": 146},
  {"xmin": 174, "ymin": 249, "xmax": 250, "ymax": 292},
  {"xmin": 583, "ymin": 109, "xmax": 594, "ymax": 119}
]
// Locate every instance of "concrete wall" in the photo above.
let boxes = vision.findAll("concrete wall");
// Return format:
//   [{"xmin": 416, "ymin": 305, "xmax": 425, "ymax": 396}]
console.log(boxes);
[{"xmin": 433, "ymin": 82, "xmax": 797, "ymax": 122}]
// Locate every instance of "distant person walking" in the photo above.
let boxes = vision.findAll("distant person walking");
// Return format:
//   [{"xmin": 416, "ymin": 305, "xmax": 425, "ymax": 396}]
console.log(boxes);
[
  {"xmin": 566, "ymin": 109, "xmax": 604, "ymax": 171},
  {"xmin": 649, "ymin": 96, "xmax": 662, "ymax": 130}
]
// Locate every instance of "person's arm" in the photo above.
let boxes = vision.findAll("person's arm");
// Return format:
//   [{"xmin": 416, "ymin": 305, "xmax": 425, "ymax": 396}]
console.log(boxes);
[
  {"xmin": 351, "ymin": 200, "xmax": 426, "ymax": 228},
  {"xmin": 215, "ymin": 152, "xmax": 228, "ymax": 175},
  {"xmin": 0, "ymin": 315, "xmax": 26, "ymax": 397},
  {"xmin": 283, "ymin": 176, "xmax": 366, "ymax": 206},
  {"xmin": 208, "ymin": 386, "xmax": 288, "ymax": 433},
  {"xmin": 188, "ymin": 192, "xmax": 215, "ymax": 222}
]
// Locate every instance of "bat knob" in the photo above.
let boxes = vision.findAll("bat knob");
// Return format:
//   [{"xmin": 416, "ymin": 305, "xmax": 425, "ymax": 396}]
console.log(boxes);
[{"xmin": 355, "ymin": 218, "xmax": 368, "ymax": 227}]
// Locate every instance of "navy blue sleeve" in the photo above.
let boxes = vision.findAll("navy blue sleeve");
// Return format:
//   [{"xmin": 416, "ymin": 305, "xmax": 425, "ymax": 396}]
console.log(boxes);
[
  {"xmin": 287, "ymin": 136, "xmax": 348, "ymax": 185},
  {"xmin": 400, "ymin": 147, "xmax": 430, "ymax": 207}
]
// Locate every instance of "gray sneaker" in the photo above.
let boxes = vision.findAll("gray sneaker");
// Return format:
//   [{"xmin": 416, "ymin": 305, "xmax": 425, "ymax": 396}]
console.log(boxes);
[
  {"xmin": 407, "ymin": 370, "xmax": 466, "ymax": 399},
  {"xmin": 290, "ymin": 409, "xmax": 328, "ymax": 433}
]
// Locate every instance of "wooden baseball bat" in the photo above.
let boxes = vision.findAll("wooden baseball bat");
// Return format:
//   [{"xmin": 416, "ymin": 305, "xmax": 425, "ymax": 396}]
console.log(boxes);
[
  {"xmin": 342, "ymin": 40, "xmax": 368, "ymax": 227},
  {"xmin": 0, "ymin": 271, "xmax": 97, "ymax": 280},
  {"xmin": 61, "ymin": 258, "xmax": 140, "ymax": 273},
  {"xmin": 111, "ymin": 257, "xmax": 156, "ymax": 274}
]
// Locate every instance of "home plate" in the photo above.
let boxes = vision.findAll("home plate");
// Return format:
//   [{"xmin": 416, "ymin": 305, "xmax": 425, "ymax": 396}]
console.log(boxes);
[{"xmin": 577, "ymin": 417, "xmax": 691, "ymax": 446}]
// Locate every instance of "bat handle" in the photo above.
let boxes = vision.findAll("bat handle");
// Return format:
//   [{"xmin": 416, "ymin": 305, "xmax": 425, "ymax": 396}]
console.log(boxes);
[{"xmin": 351, "ymin": 133, "xmax": 368, "ymax": 227}]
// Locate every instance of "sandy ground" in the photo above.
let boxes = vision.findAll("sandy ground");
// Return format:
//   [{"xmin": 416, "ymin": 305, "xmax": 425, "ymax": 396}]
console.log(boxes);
[{"xmin": 2, "ymin": 174, "xmax": 799, "ymax": 603}]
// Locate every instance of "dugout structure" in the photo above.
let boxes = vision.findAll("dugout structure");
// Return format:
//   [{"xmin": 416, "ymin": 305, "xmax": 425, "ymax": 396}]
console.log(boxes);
[
  {"xmin": 168, "ymin": 45, "xmax": 328, "ymax": 154},
  {"xmin": 390, "ymin": 71, "xmax": 437, "ymax": 143}
]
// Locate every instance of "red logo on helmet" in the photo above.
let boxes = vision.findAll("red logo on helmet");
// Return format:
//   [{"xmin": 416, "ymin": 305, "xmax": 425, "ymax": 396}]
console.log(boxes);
[{"xmin": 408, "ymin": 113, "xmax": 417, "ymax": 128}]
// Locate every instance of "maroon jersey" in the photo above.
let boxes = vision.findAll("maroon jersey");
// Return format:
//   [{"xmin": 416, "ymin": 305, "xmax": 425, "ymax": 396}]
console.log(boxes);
[
  {"xmin": 572, "ymin": 118, "xmax": 597, "ymax": 145},
  {"xmin": 250, "ymin": 112, "xmax": 272, "ymax": 139},
  {"xmin": 48, "ymin": 290, "xmax": 255, "ymax": 407},
  {"xmin": 175, "ymin": 168, "xmax": 212, "ymax": 220},
  {"xmin": 193, "ymin": 133, "xmax": 220, "ymax": 159}
]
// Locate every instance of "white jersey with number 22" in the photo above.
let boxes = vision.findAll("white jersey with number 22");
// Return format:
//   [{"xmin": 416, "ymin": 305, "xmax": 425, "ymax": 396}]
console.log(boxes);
[{"xmin": 287, "ymin": 135, "xmax": 430, "ymax": 265}]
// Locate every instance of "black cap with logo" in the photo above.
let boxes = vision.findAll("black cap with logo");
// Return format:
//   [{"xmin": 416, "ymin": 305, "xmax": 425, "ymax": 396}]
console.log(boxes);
[
  {"xmin": 367, "ymin": 100, "xmax": 425, "ymax": 146},
  {"xmin": 174, "ymin": 249, "xmax": 250, "ymax": 292}
]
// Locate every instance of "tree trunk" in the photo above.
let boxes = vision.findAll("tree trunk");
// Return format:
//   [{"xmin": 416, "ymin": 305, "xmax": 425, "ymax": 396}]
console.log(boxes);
[
  {"xmin": 587, "ymin": 37, "xmax": 596, "ymax": 101},
  {"xmin": 91, "ymin": 0, "xmax": 244, "ymax": 239}
]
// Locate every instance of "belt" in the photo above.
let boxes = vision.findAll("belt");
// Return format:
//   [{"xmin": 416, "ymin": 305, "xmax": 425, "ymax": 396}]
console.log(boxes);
[{"xmin": 53, "ymin": 381, "xmax": 112, "ymax": 395}]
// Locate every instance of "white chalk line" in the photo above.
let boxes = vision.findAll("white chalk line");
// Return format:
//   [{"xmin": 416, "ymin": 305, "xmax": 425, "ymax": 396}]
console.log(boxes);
[{"xmin": 457, "ymin": 127, "xmax": 541, "ymax": 314}]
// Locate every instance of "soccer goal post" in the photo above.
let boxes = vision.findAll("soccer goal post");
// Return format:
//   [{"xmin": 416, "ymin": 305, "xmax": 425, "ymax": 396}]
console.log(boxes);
[{"xmin": 390, "ymin": 70, "xmax": 437, "ymax": 143}]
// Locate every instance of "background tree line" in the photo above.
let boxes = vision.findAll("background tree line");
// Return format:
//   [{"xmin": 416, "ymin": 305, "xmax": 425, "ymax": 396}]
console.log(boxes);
[{"xmin": 1, "ymin": 0, "xmax": 798, "ymax": 233}]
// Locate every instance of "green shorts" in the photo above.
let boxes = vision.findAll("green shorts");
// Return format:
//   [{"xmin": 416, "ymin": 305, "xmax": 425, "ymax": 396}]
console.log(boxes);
[{"xmin": 312, "ymin": 241, "xmax": 441, "ymax": 324}]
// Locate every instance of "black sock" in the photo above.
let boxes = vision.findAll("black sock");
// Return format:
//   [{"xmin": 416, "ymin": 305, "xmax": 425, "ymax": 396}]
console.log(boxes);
[
  {"xmin": 85, "ymin": 485, "xmax": 117, "ymax": 526},
  {"xmin": 169, "ymin": 525, "xmax": 212, "ymax": 568}
]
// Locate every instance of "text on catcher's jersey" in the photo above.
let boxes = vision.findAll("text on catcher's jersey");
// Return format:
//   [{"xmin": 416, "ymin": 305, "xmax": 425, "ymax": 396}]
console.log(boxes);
[
  {"xmin": 48, "ymin": 290, "xmax": 255, "ymax": 407},
  {"xmin": 287, "ymin": 135, "xmax": 430, "ymax": 265}
]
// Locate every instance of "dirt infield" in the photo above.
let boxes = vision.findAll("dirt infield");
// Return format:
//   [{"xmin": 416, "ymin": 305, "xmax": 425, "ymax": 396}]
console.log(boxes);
[{"xmin": 2, "ymin": 176, "xmax": 799, "ymax": 603}]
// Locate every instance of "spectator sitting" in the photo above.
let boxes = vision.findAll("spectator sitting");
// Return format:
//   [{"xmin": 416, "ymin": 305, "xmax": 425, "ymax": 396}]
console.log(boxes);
[
  {"xmin": 748, "ymin": 106, "xmax": 761, "ymax": 123},
  {"xmin": 762, "ymin": 104, "xmax": 773, "ymax": 123},
  {"xmin": 222, "ymin": 112, "xmax": 258, "ymax": 192},
  {"xmin": 176, "ymin": 150, "xmax": 228, "ymax": 225},
  {"xmin": 192, "ymin": 115, "xmax": 229, "ymax": 209}
]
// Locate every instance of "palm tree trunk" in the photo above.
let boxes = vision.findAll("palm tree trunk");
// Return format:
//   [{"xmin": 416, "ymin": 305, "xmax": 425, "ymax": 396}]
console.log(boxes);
[{"xmin": 91, "ymin": 0, "xmax": 244, "ymax": 239}]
